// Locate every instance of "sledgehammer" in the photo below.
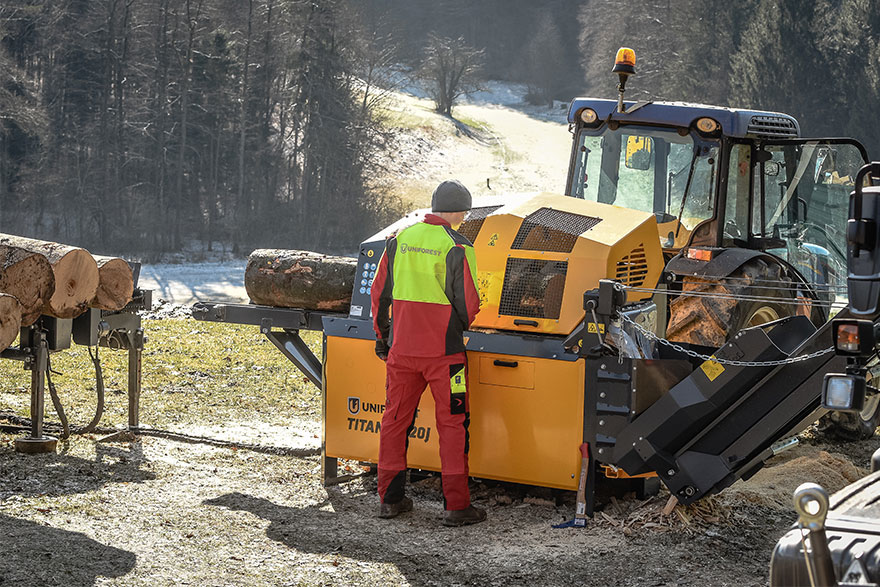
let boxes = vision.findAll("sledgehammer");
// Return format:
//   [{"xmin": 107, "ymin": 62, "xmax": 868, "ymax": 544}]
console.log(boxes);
[{"xmin": 553, "ymin": 442, "xmax": 593, "ymax": 528}]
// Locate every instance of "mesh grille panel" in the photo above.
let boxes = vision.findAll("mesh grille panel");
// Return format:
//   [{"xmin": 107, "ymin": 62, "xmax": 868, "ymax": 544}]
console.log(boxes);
[
  {"xmin": 499, "ymin": 258, "xmax": 568, "ymax": 319},
  {"xmin": 747, "ymin": 115, "xmax": 798, "ymax": 138},
  {"xmin": 457, "ymin": 205, "xmax": 501, "ymax": 243},
  {"xmin": 511, "ymin": 207, "xmax": 601, "ymax": 253},
  {"xmin": 615, "ymin": 244, "xmax": 649, "ymax": 287}
]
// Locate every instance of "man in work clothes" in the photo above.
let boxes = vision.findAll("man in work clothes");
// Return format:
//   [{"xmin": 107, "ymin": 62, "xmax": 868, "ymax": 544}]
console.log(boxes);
[{"xmin": 370, "ymin": 179, "xmax": 486, "ymax": 527}]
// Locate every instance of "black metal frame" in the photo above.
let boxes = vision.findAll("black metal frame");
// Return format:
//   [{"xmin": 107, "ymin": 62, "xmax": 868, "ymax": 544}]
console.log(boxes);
[
  {"xmin": 192, "ymin": 302, "xmax": 332, "ymax": 388},
  {"xmin": 192, "ymin": 301, "xmax": 348, "ymax": 484},
  {"xmin": 1, "ymin": 289, "xmax": 151, "ymax": 452}
]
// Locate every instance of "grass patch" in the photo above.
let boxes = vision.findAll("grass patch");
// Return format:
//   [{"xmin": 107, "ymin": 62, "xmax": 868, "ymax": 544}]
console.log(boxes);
[
  {"xmin": 0, "ymin": 318, "xmax": 323, "ymax": 430},
  {"xmin": 454, "ymin": 114, "xmax": 491, "ymax": 133}
]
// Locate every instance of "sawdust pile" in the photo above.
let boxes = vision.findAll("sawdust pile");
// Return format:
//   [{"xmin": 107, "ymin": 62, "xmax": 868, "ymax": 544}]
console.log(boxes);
[{"xmin": 727, "ymin": 448, "xmax": 864, "ymax": 508}]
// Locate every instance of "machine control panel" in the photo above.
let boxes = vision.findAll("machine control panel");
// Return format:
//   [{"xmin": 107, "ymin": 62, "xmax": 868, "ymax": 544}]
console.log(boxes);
[{"xmin": 349, "ymin": 240, "xmax": 385, "ymax": 320}]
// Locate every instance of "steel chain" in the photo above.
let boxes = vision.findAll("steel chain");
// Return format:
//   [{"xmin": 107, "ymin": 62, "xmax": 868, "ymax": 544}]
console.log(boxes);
[{"xmin": 618, "ymin": 313, "xmax": 834, "ymax": 367}]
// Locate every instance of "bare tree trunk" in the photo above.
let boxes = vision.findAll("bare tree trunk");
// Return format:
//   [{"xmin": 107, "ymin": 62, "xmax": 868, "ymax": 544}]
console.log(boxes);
[
  {"xmin": 235, "ymin": 0, "xmax": 254, "ymax": 253},
  {"xmin": 175, "ymin": 0, "xmax": 202, "ymax": 250}
]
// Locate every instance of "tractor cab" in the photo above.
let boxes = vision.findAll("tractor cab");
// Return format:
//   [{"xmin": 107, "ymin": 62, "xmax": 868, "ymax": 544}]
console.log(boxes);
[{"xmin": 564, "ymin": 50, "xmax": 868, "ymax": 324}]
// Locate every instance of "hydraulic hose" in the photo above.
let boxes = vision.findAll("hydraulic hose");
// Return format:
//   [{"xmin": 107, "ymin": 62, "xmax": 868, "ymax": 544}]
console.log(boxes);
[{"xmin": 45, "ymin": 345, "xmax": 105, "ymax": 440}]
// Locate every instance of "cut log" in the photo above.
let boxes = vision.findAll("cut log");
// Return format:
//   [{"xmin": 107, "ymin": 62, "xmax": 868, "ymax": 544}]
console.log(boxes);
[
  {"xmin": 0, "ymin": 293, "xmax": 22, "ymax": 352},
  {"xmin": 0, "ymin": 234, "xmax": 99, "ymax": 319},
  {"xmin": 91, "ymin": 255, "xmax": 134, "ymax": 311},
  {"xmin": 245, "ymin": 249, "xmax": 356, "ymax": 312},
  {"xmin": 0, "ymin": 245, "xmax": 56, "ymax": 326}
]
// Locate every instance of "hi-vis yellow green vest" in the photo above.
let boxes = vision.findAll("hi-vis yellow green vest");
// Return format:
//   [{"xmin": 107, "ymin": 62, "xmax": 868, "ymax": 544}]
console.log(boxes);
[{"xmin": 371, "ymin": 215, "xmax": 481, "ymax": 357}]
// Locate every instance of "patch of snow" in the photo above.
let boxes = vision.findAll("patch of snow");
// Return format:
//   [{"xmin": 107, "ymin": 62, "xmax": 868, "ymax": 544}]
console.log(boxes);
[{"xmin": 138, "ymin": 260, "xmax": 247, "ymax": 306}]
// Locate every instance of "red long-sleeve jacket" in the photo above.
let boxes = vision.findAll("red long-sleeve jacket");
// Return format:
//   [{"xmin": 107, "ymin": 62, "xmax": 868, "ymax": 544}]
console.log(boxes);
[{"xmin": 371, "ymin": 214, "xmax": 480, "ymax": 357}]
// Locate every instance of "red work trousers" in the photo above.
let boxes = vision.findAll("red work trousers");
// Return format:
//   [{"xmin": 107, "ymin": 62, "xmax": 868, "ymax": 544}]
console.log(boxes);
[{"xmin": 377, "ymin": 351, "xmax": 471, "ymax": 511}]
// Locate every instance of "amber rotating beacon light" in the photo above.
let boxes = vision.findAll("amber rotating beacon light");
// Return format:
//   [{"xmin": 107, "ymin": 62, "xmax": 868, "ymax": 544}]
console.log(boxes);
[{"xmin": 612, "ymin": 47, "xmax": 636, "ymax": 113}]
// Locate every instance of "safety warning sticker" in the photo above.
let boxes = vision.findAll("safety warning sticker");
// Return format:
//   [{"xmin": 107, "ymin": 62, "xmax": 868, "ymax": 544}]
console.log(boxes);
[{"xmin": 700, "ymin": 356, "xmax": 725, "ymax": 381}]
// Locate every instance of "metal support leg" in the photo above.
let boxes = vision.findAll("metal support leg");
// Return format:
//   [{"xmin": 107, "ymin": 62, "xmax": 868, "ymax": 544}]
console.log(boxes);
[
  {"xmin": 264, "ymin": 328, "xmax": 323, "ymax": 388},
  {"xmin": 99, "ymin": 327, "xmax": 143, "ymax": 443},
  {"xmin": 15, "ymin": 332, "xmax": 57, "ymax": 454},
  {"xmin": 323, "ymin": 454, "xmax": 339, "ymax": 486},
  {"xmin": 128, "ymin": 329, "xmax": 143, "ymax": 430}
]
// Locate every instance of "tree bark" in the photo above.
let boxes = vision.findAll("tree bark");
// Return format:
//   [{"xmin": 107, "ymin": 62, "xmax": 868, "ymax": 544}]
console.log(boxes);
[
  {"xmin": 0, "ymin": 234, "xmax": 99, "ymax": 319},
  {"xmin": 0, "ymin": 293, "xmax": 22, "ymax": 353},
  {"xmin": 92, "ymin": 255, "xmax": 134, "ymax": 311},
  {"xmin": 0, "ymin": 245, "xmax": 56, "ymax": 326},
  {"xmin": 245, "ymin": 249, "xmax": 355, "ymax": 312}
]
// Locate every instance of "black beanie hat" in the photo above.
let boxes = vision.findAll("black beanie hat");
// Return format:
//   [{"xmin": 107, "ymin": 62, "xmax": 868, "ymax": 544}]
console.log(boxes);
[{"xmin": 431, "ymin": 180, "xmax": 472, "ymax": 212}]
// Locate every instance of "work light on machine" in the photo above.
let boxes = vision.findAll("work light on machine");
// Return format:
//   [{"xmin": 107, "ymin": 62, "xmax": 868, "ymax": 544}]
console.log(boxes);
[
  {"xmin": 822, "ymin": 373, "xmax": 866, "ymax": 412},
  {"xmin": 832, "ymin": 319, "xmax": 876, "ymax": 356}
]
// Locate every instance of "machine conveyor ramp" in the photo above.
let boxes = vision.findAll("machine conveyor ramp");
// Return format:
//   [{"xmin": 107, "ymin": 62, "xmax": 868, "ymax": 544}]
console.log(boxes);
[{"xmin": 596, "ymin": 312, "xmax": 846, "ymax": 505}]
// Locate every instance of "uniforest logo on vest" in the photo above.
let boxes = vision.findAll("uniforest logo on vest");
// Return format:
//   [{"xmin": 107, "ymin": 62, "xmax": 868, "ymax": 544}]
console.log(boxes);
[{"xmin": 400, "ymin": 243, "xmax": 441, "ymax": 256}]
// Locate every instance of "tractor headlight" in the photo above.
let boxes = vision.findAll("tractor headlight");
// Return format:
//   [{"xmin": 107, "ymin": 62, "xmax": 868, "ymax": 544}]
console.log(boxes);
[
  {"xmin": 822, "ymin": 373, "xmax": 866, "ymax": 412},
  {"xmin": 695, "ymin": 117, "xmax": 719, "ymax": 134},
  {"xmin": 580, "ymin": 108, "xmax": 599, "ymax": 125}
]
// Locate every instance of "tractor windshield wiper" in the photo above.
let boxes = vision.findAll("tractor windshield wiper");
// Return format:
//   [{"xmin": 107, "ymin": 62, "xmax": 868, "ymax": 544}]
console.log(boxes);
[{"xmin": 674, "ymin": 148, "xmax": 700, "ymax": 237}]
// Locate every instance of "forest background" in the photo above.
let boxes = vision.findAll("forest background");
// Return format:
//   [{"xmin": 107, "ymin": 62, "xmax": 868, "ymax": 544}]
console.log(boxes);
[{"xmin": 0, "ymin": 0, "xmax": 878, "ymax": 256}]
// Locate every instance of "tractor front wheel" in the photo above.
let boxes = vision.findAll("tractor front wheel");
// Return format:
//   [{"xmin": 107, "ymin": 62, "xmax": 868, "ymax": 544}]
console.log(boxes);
[
  {"xmin": 820, "ymin": 388, "xmax": 880, "ymax": 440},
  {"xmin": 666, "ymin": 258, "xmax": 796, "ymax": 348}
]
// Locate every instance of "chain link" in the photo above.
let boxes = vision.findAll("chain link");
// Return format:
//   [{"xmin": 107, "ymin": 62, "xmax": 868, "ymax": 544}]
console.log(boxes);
[{"xmin": 617, "ymin": 313, "xmax": 834, "ymax": 367}]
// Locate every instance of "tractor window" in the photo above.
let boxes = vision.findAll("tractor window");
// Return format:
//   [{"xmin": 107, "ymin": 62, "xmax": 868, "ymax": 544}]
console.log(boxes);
[
  {"xmin": 723, "ymin": 144, "xmax": 751, "ymax": 246},
  {"xmin": 754, "ymin": 141, "xmax": 866, "ymax": 310},
  {"xmin": 570, "ymin": 127, "xmax": 719, "ymax": 247}
]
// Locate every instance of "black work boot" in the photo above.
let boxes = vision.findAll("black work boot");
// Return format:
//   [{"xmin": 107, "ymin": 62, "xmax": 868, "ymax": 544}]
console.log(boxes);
[
  {"xmin": 378, "ymin": 497, "xmax": 413, "ymax": 519},
  {"xmin": 442, "ymin": 505, "xmax": 487, "ymax": 527}
]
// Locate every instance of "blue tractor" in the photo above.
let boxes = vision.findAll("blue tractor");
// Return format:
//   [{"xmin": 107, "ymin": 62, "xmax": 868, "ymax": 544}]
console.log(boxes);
[{"xmin": 563, "ymin": 48, "xmax": 873, "ymax": 437}]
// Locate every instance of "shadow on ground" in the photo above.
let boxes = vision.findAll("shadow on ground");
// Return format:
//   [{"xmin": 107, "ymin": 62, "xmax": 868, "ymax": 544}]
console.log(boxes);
[
  {"xmin": 204, "ymin": 490, "xmax": 481, "ymax": 584},
  {"xmin": 0, "ymin": 513, "xmax": 136, "ymax": 586},
  {"xmin": 203, "ymin": 488, "xmax": 776, "ymax": 587},
  {"xmin": 0, "ymin": 441, "xmax": 155, "ymax": 498}
]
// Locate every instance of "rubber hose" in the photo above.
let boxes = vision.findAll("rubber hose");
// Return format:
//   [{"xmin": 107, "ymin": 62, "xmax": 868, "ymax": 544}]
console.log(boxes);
[{"xmin": 45, "ymin": 346, "xmax": 105, "ymax": 439}]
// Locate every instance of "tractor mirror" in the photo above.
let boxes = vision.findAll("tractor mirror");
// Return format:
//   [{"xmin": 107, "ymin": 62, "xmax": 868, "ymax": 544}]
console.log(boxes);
[
  {"xmin": 847, "ymin": 162, "xmax": 880, "ymax": 315},
  {"xmin": 625, "ymin": 135, "xmax": 653, "ymax": 170},
  {"xmin": 764, "ymin": 161, "xmax": 781, "ymax": 177}
]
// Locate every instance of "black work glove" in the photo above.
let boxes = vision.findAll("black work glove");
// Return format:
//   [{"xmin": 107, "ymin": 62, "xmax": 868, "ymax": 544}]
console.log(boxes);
[{"xmin": 375, "ymin": 339, "xmax": 389, "ymax": 361}]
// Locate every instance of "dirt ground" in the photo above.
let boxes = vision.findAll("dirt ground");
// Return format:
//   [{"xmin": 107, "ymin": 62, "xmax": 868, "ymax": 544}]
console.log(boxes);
[{"xmin": 2, "ymin": 351, "xmax": 878, "ymax": 587}]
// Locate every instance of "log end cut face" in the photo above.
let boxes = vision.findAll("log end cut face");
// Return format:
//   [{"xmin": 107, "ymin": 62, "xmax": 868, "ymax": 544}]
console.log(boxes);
[
  {"xmin": 0, "ymin": 250, "xmax": 55, "ymax": 326},
  {"xmin": 0, "ymin": 293, "xmax": 22, "ymax": 352},
  {"xmin": 93, "ymin": 257, "xmax": 134, "ymax": 311},
  {"xmin": 45, "ymin": 249, "xmax": 100, "ymax": 319}
]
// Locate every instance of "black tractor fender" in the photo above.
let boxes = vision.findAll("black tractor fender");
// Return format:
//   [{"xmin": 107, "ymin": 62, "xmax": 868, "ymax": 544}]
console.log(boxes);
[{"xmin": 664, "ymin": 247, "xmax": 804, "ymax": 288}]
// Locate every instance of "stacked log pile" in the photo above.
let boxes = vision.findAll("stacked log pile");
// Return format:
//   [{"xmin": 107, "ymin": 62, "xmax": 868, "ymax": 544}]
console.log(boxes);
[
  {"xmin": 0, "ymin": 234, "xmax": 134, "ymax": 352},
  {"xmin": 245, "ymin": 249, "xmax": 356, "ymax": 313}
]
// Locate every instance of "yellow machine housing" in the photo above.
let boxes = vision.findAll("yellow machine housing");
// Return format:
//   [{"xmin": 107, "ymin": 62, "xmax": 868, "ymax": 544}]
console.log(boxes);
[{"xmin": 324, "ymin": 191, "xmax": 664, "ymax": 490}]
